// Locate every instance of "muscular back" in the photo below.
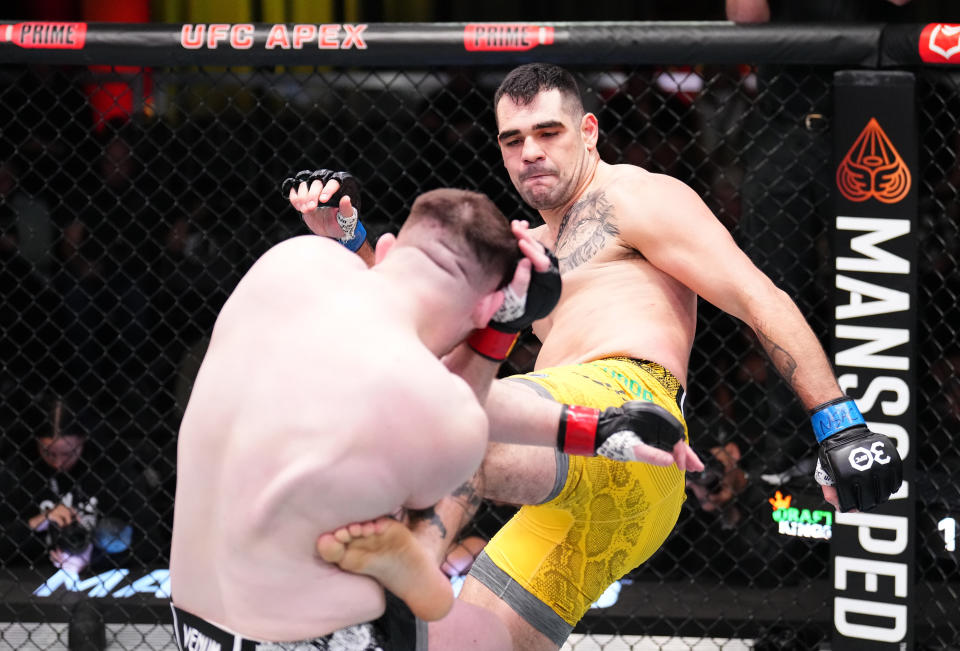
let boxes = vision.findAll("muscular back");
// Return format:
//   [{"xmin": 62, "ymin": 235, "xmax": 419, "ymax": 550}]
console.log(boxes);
[
  {"xmin": 533, "ymin": 164, "xmax": 698, "ymax": 384},
  {"xmin": 170, "ymin": 236, "xmax": 487, "ymax": 641}
]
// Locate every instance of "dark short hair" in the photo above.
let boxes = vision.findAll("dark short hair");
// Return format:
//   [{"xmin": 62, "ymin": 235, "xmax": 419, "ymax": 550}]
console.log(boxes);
[
  {"xmin": 493, "ymin": 63, "xmax": 584, "ymax": 118},
  {"xmin": 404, "ymin": 188, "xmax": 520, "ymax": 289},
  {"xmin": 25, "ymin": 393, "xmax": 90, "ymax": 440}
]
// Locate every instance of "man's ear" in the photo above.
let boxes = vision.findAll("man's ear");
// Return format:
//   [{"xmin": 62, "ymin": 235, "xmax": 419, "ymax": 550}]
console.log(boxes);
[
  {"xmin": 581, "ymin": 113, "xmax": 599, "ymax": 151},
  {"xmin": 471, "ymin": 290, "xmax": 504, "ymax": 329},
  {"xmin": 374, "ymin": 233, "xmax": 397, "ymax": 265}
]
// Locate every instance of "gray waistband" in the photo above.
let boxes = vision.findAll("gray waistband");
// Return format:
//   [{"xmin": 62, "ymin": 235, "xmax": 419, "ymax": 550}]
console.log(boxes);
[{"xmin": 467, "ymin": 551, "xmax": 573, "ymax": 647}]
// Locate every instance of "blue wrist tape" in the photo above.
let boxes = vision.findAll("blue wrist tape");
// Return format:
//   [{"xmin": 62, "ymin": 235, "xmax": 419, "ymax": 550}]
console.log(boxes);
[
  {"xmin": 811, "ymin": 399, "xmax": 866, "ymax": 443},
  {"xmin": 339, "ymin": 220, "xmax": 366, "ymax": 252}
]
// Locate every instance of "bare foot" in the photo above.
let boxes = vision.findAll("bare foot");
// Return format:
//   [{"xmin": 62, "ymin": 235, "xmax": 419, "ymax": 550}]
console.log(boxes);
[{"xmin": 317, "ymin": 517, "xmax": 454, "ymax": 622}]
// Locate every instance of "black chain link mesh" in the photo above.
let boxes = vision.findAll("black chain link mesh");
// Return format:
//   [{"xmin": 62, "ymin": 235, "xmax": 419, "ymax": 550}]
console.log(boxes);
[{"xmin": 0, "ymin": 61, "xmax": 957, "ymax": 650}]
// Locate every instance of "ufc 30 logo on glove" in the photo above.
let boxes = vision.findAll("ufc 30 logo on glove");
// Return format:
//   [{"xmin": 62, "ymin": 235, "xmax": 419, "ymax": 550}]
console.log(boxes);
[{"xmin": 811, "ymin": 397, "xmax": 904, "ymax": 512}]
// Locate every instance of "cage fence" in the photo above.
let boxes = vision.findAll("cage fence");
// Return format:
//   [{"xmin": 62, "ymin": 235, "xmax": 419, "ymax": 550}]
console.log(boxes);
[{"xmin": 1, "ymin": 21, "xmax": 958, "ymax": 651}]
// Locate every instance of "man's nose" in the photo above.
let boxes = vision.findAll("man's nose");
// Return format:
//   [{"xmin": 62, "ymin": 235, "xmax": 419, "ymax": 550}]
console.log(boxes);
[{"xmin": 521, "ymin": 137, "xmax": 545, "ymax": 163}]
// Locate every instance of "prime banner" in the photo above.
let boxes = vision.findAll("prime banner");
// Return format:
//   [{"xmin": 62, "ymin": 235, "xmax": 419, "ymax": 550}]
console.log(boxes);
[{"xmin": 831, "ymin": 70, "xmax": 918, "ymax": 651}]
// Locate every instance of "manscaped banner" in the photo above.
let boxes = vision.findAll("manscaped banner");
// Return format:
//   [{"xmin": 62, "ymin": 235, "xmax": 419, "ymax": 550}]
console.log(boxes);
[{"xmin": 831, "ymin": 70, "xmax": 918, "ymax": 651}]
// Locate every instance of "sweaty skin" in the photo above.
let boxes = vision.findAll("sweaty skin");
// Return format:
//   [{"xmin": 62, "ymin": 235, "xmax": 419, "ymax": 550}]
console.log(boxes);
[
  {"xmin": 526, "ymin": 168, "xmax": 698, "ymax": 385},
  {"xmin": 169, "ymin": 236, "xmax": 489, "ymax": 642}
]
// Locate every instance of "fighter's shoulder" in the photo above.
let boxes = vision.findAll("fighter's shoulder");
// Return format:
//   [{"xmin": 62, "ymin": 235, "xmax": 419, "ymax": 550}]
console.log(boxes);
[
  {"xmin": 259, "ymin": 235, "xmax": 366, "ymax": 271},
  {"xmin": 602, "ymin": 165, "xmax": 702, "ymax": 218},
  {"xmin": 384, "ymin": 356, "xmax": 484, "ymax": 426},
  {"xmin": 603, "ymin": 164, "xmax": 689, "ymax": 199}
]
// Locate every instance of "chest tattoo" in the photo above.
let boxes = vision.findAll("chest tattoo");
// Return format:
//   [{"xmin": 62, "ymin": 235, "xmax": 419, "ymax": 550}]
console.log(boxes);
[{"xmin": 555, "ymin": 190, "xmax": 620, "ymax": 273}]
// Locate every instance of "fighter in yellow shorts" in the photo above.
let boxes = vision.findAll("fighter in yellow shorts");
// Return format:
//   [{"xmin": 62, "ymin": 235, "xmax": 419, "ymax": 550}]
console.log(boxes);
[
  {"xmin": 444, "ymin": 61, "xmax": 884, "ymax": 651},
  {"xmin": 468, "ymin": 357, "xmax": 689, "ymax": 646}
]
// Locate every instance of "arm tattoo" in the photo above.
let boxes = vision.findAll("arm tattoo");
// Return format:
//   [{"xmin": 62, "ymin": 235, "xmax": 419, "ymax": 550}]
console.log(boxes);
[
  {"xmin": 405, "ymin": 506, "xmax": 447, "ymax": 540},
  {"xmin": 450, "ymin": 476, "xmax": 484, "ymax": 526},
  {"xmin": 555, "ymin": 190, "xmax": 620, "ymax": 273},
  {"xmin": 404, "ymin": 473, "xmax": 484, "ymax": 543},
  {"xmin": 756, "ymin": 326, "xmax": 798, "ymax": 384}
]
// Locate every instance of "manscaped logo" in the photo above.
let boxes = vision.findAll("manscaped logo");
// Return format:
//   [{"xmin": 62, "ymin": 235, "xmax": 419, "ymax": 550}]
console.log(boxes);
[
  {"xmin": 0, "ymin": 22, "xmax": 87, "ymax": 49},
  {"xmin": 919, "ymin": 23, "xmax": 960, "ymax": 63},
  {"xmin": 836, "ymin": 118, "xmax": 911, "ymax": 204},
  {"xmin": 463, "ymin": 24, "xmax": 554, "ymax": 52}
]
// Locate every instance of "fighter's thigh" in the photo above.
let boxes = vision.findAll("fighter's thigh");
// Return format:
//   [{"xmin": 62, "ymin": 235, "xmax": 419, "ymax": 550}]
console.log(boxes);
[
  {"xmin": 454, "ymin": 576, "xmax": 558, "ymax": 651},
  {"xmin": 426, "ymin": 596, "xmax": 512, "ymax": 651}
]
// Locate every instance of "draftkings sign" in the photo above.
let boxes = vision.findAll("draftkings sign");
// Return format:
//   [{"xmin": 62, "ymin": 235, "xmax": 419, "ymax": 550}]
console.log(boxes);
[{"xmin": 830, "ymin": 71, "xmax": 917, "ymax": 650}]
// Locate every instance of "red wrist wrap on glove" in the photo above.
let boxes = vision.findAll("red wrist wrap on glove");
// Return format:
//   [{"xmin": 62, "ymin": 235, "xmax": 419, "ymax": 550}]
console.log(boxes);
[
  {"xmin": 467, "ymin": 328, "xmax": 519, "ymax": 362},
  {"xmin": 558, "ymin": 404, "xmax": 599, "ymax": 456}
]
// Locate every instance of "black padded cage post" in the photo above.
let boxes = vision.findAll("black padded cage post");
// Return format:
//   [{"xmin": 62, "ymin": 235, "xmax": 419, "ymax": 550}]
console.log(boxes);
[{"xmin": 1, "ymin": 20, "xmax": 958, "ymax": 651}]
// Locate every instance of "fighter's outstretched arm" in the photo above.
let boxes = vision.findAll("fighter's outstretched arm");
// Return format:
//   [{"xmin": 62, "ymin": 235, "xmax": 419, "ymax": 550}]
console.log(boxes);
[
  {"xmin": 483, "ymin": 378, "xmax": 703, "ymax": 472},
  {"xmin": 613, "ymin": 170, "xmax": 902, "ymax": 512}
]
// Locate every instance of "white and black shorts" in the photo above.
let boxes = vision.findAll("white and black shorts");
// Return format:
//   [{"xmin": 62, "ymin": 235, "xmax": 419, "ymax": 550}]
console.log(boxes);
[{"xmin": 171, "ymin": 592, "xmax": 425, "ymax": 651}]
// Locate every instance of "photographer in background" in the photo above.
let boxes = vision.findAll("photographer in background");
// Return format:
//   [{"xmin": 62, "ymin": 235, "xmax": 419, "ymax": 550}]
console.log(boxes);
[
  {"xmin": 683, "ymin": 439, "xmax": 831, "ymax": 589},
  {"xmin": 1, "ymin": 393, "xmax": 132, "ymax": 573}
]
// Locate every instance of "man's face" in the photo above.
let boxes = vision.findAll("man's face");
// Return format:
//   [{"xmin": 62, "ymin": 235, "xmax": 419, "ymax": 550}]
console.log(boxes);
[
  {"xmin": 496, "ymin": 89, "xmax": 587, "ymax": 211},
  {"xmin": 37, "ymin": 435, "xmax": 84, "ymax": 473}
]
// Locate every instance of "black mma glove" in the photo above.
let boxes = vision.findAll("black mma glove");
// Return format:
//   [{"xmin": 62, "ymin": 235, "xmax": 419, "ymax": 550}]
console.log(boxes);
[
  {"xmin": 468, "ymin": 249, "xmax": 562, "ymax": 361},
  {"xmin": 557, "ymin": 400, "xmax": 686, "ymax": 461},
  {"xmin": 281, "ymin": 169, "xmax": 366, "ymax": 251},
  {"xmin": 811, "ymin": 397, "xmax": 903, "ymax": 512}
]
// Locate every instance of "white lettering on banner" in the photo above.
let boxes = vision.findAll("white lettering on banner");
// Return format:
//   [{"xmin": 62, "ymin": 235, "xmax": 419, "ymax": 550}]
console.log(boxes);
[
  {"xmin": 938, "ymin": 517, "xmax": 956, "ymax": 552},
  {"xmin": 111, "ymin": 569, "xmax": 173, "ymax": 598},
  {"xmin": 33, "ymin": 569, "xmax": 129, "ymax": 597},
  {"xmin": 835, "ymin": 512, "xmax": 909, "ymax": 556},
  {"xmin": 32, "ymin": 568, "xmax": 170, "ymax": 598},
  {"xmin": 838, "ymin": 375, "xmax": 909, "ymax": 416},
  {"xmin": 833, "ymin": 205, "xmax": 913, "ymax": 646},
  {"xmin": 835, "ymin": 274, "xmax": 909, "ymax": 320},
  {"xmin": 836, "ymin": 217, "xmax": 910, "ymax": 274},
  {"xmin": 835, "ymin": 597, "xmax": 908, "ymax": 643},
  {"xmin": 835, "ymin": 556, "xmax": 908, "ymax": 596},
  {"xmin": 835, "ymin": 325, "xmax": 909, "ymax": 371}
]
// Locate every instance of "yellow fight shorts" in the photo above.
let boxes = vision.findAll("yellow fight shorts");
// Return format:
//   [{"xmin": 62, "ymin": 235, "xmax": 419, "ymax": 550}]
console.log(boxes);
[{"xmin": 468, "ymin": 357, "xmax": 688, "ymax": 646}]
